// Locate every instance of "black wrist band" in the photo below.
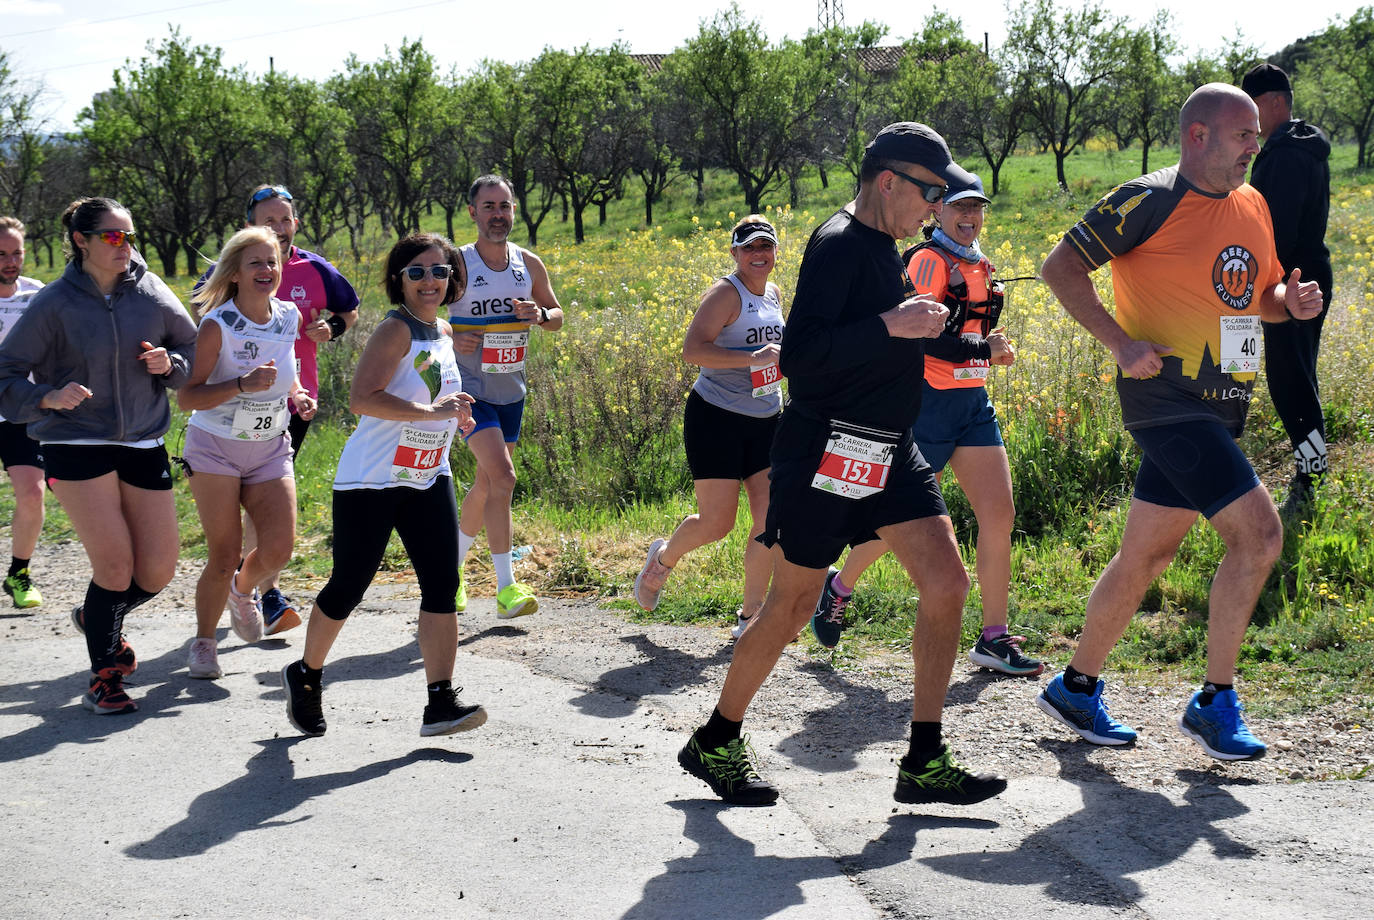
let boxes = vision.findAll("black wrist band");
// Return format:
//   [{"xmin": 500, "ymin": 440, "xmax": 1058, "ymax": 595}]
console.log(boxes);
[
  {"xmin": 327, "ymin": 313, "xmax": 348, "ymax": 340},
  {"xmin": 236, "ymin": 376, "xmax": 244, "ymax": 392}
]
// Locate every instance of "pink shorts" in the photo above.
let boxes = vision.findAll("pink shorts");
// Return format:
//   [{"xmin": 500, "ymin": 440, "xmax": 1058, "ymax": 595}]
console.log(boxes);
[{"xmin": 183, "ymin": 425, "xmax": 294, "ymax": 485}]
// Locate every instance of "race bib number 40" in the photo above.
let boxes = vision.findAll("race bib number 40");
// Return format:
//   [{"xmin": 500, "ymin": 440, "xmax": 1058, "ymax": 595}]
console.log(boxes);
[
  {"xmin": 391, "ymin": 425, "xmax": 451, "ymax": 485},
  {"xmin": 482, "ymin": 331, "xmax": 529, "ymax": 374},
  {"xmin": 1219, "ymin": 315, "xmax": 1262, "ymax": 374},
  {"xmin": 231, "ymin": 397, "xmax": 288, "ymax": 441},
  {"xmin": 811, "ymin": 427, "xmax": 897, "ymax": 500},
  {"xmin": 750, "ymin": 363, "xmax": 782, "ymax": 398}
]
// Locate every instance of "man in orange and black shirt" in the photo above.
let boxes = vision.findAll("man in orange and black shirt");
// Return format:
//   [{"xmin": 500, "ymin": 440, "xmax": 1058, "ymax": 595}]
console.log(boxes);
[{"xmin": 1037, "ymin": 84, "xmax": 1325, "ymax": 762}]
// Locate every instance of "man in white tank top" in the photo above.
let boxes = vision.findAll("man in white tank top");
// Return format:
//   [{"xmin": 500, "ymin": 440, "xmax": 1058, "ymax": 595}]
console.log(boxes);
[{"xmin": 452, "ymin": 175, "xmax": 565, "ymax": 619}]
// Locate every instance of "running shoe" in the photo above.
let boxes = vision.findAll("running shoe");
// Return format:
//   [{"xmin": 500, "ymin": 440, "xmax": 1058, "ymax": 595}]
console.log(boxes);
[
  {"xmin": 894, "ymin": 745, "xmax": 1007, "ymax": 805},
  {"xmin": 420, "ymin": 686, "xmax": 488, "ymax": 736},
  {"xmin": 810, "ymin": 567, "xmax": 851, "ymax": 648},
  {"xmin": 456, "ymin": 567, "xmax": 468, "ymax": 613},
  {"xmin": 1035, "ymin": 674, "xmax": 1137, "ymax": 745},
  {"xmin": 968, "ymin": 632, "xmax": 1044, "ymax": 676},
  {"xmin": 227, "ymin": 572, "xmax": 264, "ymax": 642},
  {"xmin": 677, "ymin": 733, "xmax": 778, "ymax": 806},
  {"xmin": 1179, "ymin": 689, "xmax": 1267, "ymax": 760},
  {"xmin": 633, "ymin": 538, "xmax": 671, "ymax": 611},
  {"xmin": 261, "ymin": 588, "xmax": 301, "ymax": 636},
  {"xmin": 496, "ymin": 582, "xmax": 538, "ymax": 619},
  {"xmin": 282, "ymin": 661, "xmax": 325, "ymax": 736},
  {"xmin": 70, "ymin": 605, "xmax": 138, "ymax": 677},
  {"xmin": 730, "ymin": 608, "xmax": 752, "ymax": 640},
  {"xmin": 187, "ymin": 637, "xmax": 222, "ymax": 680},
  {"xmin": 3, "ymin": 568, "xmax": 42, "ymax": 608},
  {"xmin": 83, "ymin": 667, "xmax": 137, "ymax": 715}
]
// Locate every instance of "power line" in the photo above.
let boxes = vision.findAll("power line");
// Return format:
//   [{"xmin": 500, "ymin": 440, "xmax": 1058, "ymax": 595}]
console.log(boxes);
[{"xmin": 7, "ymin": 0, "xmax": 236, "ymax": 39}]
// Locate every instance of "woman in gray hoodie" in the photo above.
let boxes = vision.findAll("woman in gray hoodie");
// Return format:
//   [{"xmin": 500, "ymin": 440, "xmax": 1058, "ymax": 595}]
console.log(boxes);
[{"xmin": 0, "ymin": 197, "xmax": 198, "ymax": 715}]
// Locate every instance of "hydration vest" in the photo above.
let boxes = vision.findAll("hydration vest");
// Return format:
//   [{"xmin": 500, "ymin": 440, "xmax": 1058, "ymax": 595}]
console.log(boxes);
[{"xmin": 901, "ymin": 239, "xmax": 1004, "ymax": 338}]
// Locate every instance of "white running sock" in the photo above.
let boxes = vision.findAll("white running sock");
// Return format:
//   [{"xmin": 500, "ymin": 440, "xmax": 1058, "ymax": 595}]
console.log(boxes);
[
  {"xmin": 492, "ymin": 552, "xmax": 514, "ymax": 591},
  {"xmin": 458, "ymin": 531, "xmax": 476, "ymax": 567}
]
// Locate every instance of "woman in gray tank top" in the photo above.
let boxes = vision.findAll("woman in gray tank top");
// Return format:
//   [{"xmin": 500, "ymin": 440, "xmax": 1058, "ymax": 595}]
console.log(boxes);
[{"xmin": 634, "ymin": 216, "xmax": 785, "ymax": 639}]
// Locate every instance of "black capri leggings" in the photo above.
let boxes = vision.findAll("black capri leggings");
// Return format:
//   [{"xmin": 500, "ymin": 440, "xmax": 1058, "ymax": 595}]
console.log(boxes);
[{"xmin": 315, "ymin": 477, "xmax": 460, "ymax": 619}]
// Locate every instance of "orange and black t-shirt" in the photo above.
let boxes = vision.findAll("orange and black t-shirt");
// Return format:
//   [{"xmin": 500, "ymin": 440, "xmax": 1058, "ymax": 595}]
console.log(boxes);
[
  {"xmin": 907, "ymin": 247, "xmax": 993, "ymax": 390},
  {"xmin": 1064, "ymin": 166, "xmax": 1282, "ymax": 433}
]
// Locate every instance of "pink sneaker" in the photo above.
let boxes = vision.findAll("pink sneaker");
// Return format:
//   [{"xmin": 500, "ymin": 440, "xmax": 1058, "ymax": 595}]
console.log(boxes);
[
  {"xmin": 187, "ymin": 637, "xmax": 222, "ymax": 679},
  {"xmin": 634, "ymin": 538, "xmax": 672, "ymax": 611},
  {"xmin": 227, "ymin": 572, "xmax": 264, "ymax": 643}
]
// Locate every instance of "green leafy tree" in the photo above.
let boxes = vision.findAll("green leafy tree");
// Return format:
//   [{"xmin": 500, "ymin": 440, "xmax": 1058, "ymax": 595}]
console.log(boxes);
[
  {"xmin": 1106, "ymin": 12, "xmax": 1185, "ymax": 174},
  {"xmin": 1305, "ymin": 8, "xmax": 1374, "ymax": 167},
  {"xmin": 258, "ymin": 73, "xmax": 356, "ymax": 250},
  {"xmin": 466, "ymin": 60, "xmax": 557, "ymax": 246},
  {"xmin": 630, "ymin": 69, "xmax": 682, "ymax": 226},
  {"xmin": 939, "ymin": 48, "xmax": 1028, "ymax": 195},
  {"xmin": 79, "ymin": 29, "xmax": 265, "ymax": 275}
]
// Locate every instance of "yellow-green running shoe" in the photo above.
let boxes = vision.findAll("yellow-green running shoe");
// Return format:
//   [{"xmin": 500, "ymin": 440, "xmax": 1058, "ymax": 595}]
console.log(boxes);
[
  {"xmin": 456, "ymin": 567, "xmax": 468, "ymax": 612},
  {"xmin": 3, "ymin": 568, "xmax": 42, "ymax": 608},
  {"xmin": 495, "ymin": 582, "xmax": 538, "ymax": 619}
]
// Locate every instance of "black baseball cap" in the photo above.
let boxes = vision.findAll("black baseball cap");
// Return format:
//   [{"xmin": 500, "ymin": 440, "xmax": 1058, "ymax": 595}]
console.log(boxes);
[
  {"xmin": 1241, "ymin": 62, "xmax": 1291, "ymax": 98},
  {"xmin": 863, "ymin": 122, "xmax": 976, "ymax": 187}
]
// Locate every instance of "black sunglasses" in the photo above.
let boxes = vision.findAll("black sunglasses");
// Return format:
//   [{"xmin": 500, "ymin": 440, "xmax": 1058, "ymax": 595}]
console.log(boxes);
[
  {"xmin": 888, "ymin": 168, "xmax": 947, "ymax": 203},
  {"xmin": 402, "ymin": 264, "xmax": 454, "ymax": 281}
]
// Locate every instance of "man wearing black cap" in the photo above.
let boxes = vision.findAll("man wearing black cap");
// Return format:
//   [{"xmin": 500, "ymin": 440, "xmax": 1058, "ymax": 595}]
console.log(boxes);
[
  {"xmin": 1241, "ymin": 62, "xmax": 1333, "ymax": 516},
  {"xmin": 675, "ymin": 122, "xmax": 1007, "ymax": 808}
]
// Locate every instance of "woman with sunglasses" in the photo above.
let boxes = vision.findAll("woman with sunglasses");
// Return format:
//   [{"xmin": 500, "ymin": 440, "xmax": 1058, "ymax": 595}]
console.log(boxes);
[
  {"xmin": 0, "ymin": 197, "xmax": 198, "ymax": 714},
  {"xmin": 282, "ymin": 233, "xmax": 487, "ymax": 738},
  {"xmin": 810, "ymin": 174, "xmax": 1042, "ymax": 676},
  {"xmin": 635, "ymin": 216, "xmax": 785, "ymax": 638},
  {"xmin": 178, "ymin": 226, "xmax": 317, "ymax": 679}
]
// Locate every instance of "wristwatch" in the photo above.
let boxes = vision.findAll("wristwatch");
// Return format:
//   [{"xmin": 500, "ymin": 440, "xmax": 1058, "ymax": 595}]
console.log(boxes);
[{"xmin": 538, "ymin": 306, "xmax": 550, "ymax": 325}]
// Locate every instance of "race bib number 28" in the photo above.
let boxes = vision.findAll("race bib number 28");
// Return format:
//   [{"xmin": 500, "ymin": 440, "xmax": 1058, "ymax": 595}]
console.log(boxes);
[{"xmin": 811, "ymin": 428, "xmax": 896, "ymax": 500}]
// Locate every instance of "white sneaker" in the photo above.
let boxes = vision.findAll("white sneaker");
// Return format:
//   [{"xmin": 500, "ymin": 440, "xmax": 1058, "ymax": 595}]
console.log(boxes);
[
  {"xmin": 227, "ymin": 572, "xmax": 264, "ymax": 643},
  {"xmin": 187, "ymin": 637, "xmax": 222, "ymax": 679},
  {"xmin": 633, "ymin": 538, "xmax": 671, "ymax": 611},
  {"xmin": 730, "ymin": 608, "xmax": 752, "ymax": 640}
]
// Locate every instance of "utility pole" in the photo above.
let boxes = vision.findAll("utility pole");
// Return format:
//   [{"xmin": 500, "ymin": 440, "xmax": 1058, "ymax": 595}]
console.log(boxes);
[{"xmin": 818, "ymin": 0, "xmax": 844, "ymax": 30}]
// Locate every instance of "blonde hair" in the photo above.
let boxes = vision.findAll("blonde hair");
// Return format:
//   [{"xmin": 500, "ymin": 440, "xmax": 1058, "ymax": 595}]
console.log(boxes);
[{"xmin": 192, "ymin": 226, "xmax": 280, "ymax": 317}]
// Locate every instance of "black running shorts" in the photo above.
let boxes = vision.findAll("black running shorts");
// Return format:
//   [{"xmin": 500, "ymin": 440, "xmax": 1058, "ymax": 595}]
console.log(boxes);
[
  {"xmin": 0, "ymin": 420, "xmax": 41, "ymax": 470},
  {"xmin": 683, "ymin": 389, "xmax": 779, "ymax": 482},
  {"xmin": 42, "ymin": 442, "xmax": 173, "ymax": 491}
]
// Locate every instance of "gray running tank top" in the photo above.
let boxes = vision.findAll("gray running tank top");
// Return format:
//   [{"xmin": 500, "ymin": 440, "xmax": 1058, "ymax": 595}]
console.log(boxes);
[
  {"xmin": 450, "ymin": 243, "xmax": 533, "ymax": 405},
  {"xmin": 691, "ymin": 274, "xmax": 784, "ymax": 418}
]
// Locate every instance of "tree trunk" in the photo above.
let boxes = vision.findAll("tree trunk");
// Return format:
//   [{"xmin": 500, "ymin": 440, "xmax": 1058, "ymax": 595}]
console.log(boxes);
[
  {"xmin": 819, "ymin": 165, "xmax": 829, "ymax": 189},
  {"xmin": 644, "ymin": 193, "xmax": 654, "ymax": 226},
  {"xmin": 1056, "ymin": 152, "xmax": 1069, "ymax": 191},
  {"xmin": 598, "ymin": 200, "xmax": 607, "ymax": 225},
  {"xmin": 573, "ymin": 208, "xmax": 585, "ymax": 244},
  {"xmin": 694, "ymin": 166, "xmax": 705, "ymax": 206}
]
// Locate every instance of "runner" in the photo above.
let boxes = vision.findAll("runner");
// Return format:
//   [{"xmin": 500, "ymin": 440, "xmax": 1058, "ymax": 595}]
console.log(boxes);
[
  {"xmin": 0, "ymin": 217, "xmax": 47, "ymax": 609},
  {"xmin": 676, "ymin": 123, "xmax": 1006, "ymax": 807},
  {"xmin": 226, "ymin": 184, "xmax": 359, "ymax": 633},
  {"xmin": 450, "ymin": 175, "xmax": 564, "ymax": 619},
  {"xmin": 0, "ymin": 197, "xmax": 197, "ymax": 714},
  {"xmin": 1036, "ymin": 84, "xmax": 1325, "ymax": 760},
  {"xmin": 808, "ymin": 174, "xmax": 1041, "ymax": 677},
  {"xmin": 179, "ymin": 226, "xmax": 317, "ymax": 679},
  {"xmin": 634, "ymin": 215, "xmax": 784, "ymax": 638},
  {"xmin": 282, "ymin": 232, "xmax": 486, "ymax": 737}
]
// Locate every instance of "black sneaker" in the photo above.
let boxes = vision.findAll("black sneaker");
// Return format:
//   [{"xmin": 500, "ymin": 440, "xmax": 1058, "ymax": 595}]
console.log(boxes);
[
  {"xmin": 282, "ymin": 661, "xmax": 325, "ymax": 736},
  {"xmin": 968, "ymin": 632, "xmax": 1044, "ymax": 676},
  {"xmin": 71, "ymin": 605, "xmax": 138, "ymax": 677},
  {"xmin": 678, "ymin": 733, "xmax": 778, "ymax": 806},
  {"xmin": 894, "ymin": 745, "xmax": 1007, "ymax": 805},
  {"xmin": 421, "ymin": 687, "xmax": 488, "ymax": 737},
  {"xmin": 810, "ymin": 568, "xmax": 851, "ymax": 648}
]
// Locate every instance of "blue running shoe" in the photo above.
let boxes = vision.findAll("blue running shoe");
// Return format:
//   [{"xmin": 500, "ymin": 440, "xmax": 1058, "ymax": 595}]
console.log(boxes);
[
  {"xmin": 1179, "ymin": 689, "xmax": 1267, "ymax": 761},
  {"xmin": 810, "ymin": 568, "xmax": 851, "ymax": 648},
  {"xmin": 1035, "ymin": 674, "xmax": 1137, "ymax": 745}
]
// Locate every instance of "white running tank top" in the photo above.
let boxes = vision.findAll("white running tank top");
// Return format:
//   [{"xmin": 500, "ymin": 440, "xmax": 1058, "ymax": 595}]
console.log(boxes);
[
  {"xmin": 449, "ymin": 243, "xmax": 533, "ymax": 405},
  {"xmin": 187, "ymin": 298, "xmax": 299, "ymax": 441},
  {"xmin": 691, "ymin": 274, "xmax": 785, "ymax": 418},
  {"xmin": 0, "ymin": 277, "xmax": 43, "ymax": 423}
]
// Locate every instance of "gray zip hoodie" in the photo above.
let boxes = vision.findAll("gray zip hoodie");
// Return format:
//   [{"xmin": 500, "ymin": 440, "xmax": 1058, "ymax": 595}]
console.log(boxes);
[{"xmin": 0, "ymin": 253, "xmax": 197, "ymax": 442}]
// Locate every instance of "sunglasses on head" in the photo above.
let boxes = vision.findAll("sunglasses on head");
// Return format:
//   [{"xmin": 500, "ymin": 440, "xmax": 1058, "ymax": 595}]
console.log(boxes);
[
  {"xmin": 92, "ymin": 229, "xmax": 136, "ymax": 247},
  {"xmin": 247, "ymin": 185, "xmax": 293, "ymax": 218},
  {"xmin": 402, "ymin": 264, "xmax": 454, "ymax": 282},
  {"xmin": 888, "ymin": 168, "xmax": 948, "ymax": 203}
]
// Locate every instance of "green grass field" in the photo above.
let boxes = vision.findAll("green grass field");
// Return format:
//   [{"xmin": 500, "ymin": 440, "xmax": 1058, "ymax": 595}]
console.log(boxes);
[{"xmin": 8, "ymin": 142, "xmax": 1374, "ymax": 720}]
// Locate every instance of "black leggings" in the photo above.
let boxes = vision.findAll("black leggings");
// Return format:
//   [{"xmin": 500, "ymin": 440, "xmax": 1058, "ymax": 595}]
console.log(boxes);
[
  {"xmin": 315, "ymin": 477, "xmax": 460, "ymax": 619},
  {"xmin": 1263, "ymin": 300, "xmax": 1330, "ymax": 476}
]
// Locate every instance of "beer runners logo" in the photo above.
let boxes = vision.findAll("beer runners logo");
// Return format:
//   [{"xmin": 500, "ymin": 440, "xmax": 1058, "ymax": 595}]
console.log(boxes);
[{"xmin": 1212, "ymin": 245, "xmax": 1257, "ymax": 309}]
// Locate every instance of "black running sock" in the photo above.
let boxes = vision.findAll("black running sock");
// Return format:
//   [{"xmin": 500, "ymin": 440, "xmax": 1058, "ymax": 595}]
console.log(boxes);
[
  {"xmin": 1198, "ymin": 682, "xmax": 1232, "ymax": 706},
  {"xmin": 1063, "ymin": 665, "xmax": 1097, "ymax": 695},
  {"xmin": 9, "ymin": 556, "xmax": 28, "ymax": 578},
  {"xmin": 427, "ymin": 679, "xmax": 452, "ymax": 705},
  {"xmin": 124, "ymin": 581, "xmax": 157, "ymax": 613},
  {"xmin": 82, "ymin": 581, "xmax": 130, "ymax": 671},
  {"xmin": 299, "ymin": 661, "xmax": 323, "ymax": 685},
  {"xmin": 907, "ymin": 721, "xmax": 943, "ymax": 762},
  {"xmin": 697, "ymin": 707, "xmax": 743, "ymax": 750}
]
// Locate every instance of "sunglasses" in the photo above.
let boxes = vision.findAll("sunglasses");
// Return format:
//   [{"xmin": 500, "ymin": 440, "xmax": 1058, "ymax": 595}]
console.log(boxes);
[
  {"xmin": 247, "ymin": 185, "xmax": 293, "ymax": 218},
  {"xmin": 402, "ymin": 264, "xmax": 454, "ymax": 282},
  {"xmin": 91, "ymin": 229, "xmax": 137, "ymax": 247},
  {"xmin": 888, "ymin": 168, "xmax": 948, "ymax": 203}
]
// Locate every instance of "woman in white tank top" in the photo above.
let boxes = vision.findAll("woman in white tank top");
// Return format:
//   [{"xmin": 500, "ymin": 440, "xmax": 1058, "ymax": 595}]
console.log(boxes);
[{"xmin": 179, "ymin": 227, "xmax": 316, "ymax": 679}]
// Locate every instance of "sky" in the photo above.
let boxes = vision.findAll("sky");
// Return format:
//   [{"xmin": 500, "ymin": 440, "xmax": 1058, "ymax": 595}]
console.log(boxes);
[{"xmin": 3, "ymin": 0, "xmax": 1355, "ymax": 132}]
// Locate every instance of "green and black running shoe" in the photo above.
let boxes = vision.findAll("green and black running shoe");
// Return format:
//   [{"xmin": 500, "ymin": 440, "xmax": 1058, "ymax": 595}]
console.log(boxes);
[
  {"xmin": 678, "ymin": 733, "xmax": 779, "ymax": 806},
  {"xmin": 3, "ymin": 568, "xmax": 41, "ymax": 608},
  {"xmin": 894, "ymin": 745, "xmax": 1007, "ymax": 805}
]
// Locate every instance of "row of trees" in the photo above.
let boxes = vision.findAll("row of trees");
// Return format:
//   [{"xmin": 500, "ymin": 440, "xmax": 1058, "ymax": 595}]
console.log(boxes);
[{"xmin": 3, "ymin": 1, "xmax": 1372, "ymax": 276}]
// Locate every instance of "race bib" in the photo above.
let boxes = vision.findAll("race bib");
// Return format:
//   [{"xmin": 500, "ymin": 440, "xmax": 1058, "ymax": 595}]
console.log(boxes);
[
  {"xmin": 750, "ymin": 363, "xmax": 782, "ymax": 398},
  {"xmin": 231, "ymin": 397, "xmax": 288, "ymax": 441},
  {"xmin": 481, "ymin": 331, "xmax": 528, "ymax": 374},
  {"xmin": 391, "ymin": 425, "xmax": 451, "ymax": 485},
  {"xmin": 811, "ymin": 424, "xmax": 898, "ymax": 500},
  {"xmin": 951, "ymin": 359, "xmax": 990, "ymax": 381},
  {"xmin": 1219, "ymin": 315, "xmax": 1262, "ymax": 374}
]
